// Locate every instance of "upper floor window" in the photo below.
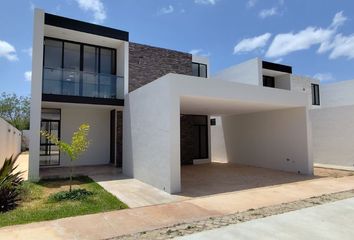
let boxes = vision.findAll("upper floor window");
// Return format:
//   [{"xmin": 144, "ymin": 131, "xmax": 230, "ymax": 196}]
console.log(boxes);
[
  {"xmin": 43, "ymin": 37, "xmax": 118, "ymax": 99},
  {"xmin": 192, "ymin": 62, "xmax": 207, "ymax": 78},
  {"xmin": 263, "ymin": 75, "xmax": 275, "ymax": 88},
  {"xmin": 44, "ymin": 38, "xmax": 116, "ymax": 74},
  {"xmin": 311, "ymin": 83, "xmax": 320, "ymax": 105}
]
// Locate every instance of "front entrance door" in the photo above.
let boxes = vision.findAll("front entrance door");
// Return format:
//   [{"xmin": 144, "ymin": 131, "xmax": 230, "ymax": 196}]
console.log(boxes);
[
  {"xmin": 40, "ymin": 120, "xmax": 60, "ymax": 166},
  {"xmin": 40, "ymin": 109, "xmax": 61, "ymax": 166}
]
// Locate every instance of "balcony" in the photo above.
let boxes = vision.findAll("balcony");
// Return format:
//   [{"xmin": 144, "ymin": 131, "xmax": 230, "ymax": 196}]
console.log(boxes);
[{"xmin": 42, "ymin": 67, "xmax": 124, "ymax": 100}]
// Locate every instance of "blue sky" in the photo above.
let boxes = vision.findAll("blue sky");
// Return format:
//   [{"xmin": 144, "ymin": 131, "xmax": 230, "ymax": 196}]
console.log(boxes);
[{"xmin": 1, "ymin": 0, "xmax": 354, "ymax": 96}]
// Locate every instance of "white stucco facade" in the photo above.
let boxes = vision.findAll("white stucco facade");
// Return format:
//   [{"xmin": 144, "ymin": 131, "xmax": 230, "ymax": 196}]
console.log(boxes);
[
  {"xmin": 29, "ymin": 9, "xmax": 44, "ymax": 181},
  {"xmin": 28, "ymin": 10, "xmax": 327, "ymax": 195},
  {"xmin": 214, "ymin": 58, "xmax": 261, "ymax": 85},
  {"xmin": 28, "ymin": 9, "xmax": 128, "ymax": 180},
  {"xmin": 319, "ymin": 79, "xmax": 354, "ymax": 107}
]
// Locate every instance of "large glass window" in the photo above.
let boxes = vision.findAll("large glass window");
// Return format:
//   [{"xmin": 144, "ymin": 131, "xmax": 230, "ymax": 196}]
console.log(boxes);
[
  {"xmin": 100, "ymin": 48, "xmax": 116, "ymax": 74},
  {"xmin": 192, "ymin": 62, "xmax": 207, "ymax": 78},
  {"xmin": 83, "ymin": 46, "xmax": 99, "ymax": 97},
  {"xmin": 311, "ymin": 83, "xmax": 320, "ymax": 105},
  {"xmin": 44, "ymin": 39, "xmax": 62, "ymax": 68},
  {"xmin": 83, "ymin": 46, "xmax": 99, "ymax": 73},
  {"xmin": 42, "ymin": 37, "xmax": 118, "ymax": 99},
  {"xmin": 63, "ymin": 42, "xmax": 80, "ymax": 70}
]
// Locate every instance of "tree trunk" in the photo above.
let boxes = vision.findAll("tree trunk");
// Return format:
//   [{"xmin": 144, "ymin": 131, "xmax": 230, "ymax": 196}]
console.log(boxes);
[{"xmin": 69, "ymin": 159, "xmax": 73, "ymax": 192}]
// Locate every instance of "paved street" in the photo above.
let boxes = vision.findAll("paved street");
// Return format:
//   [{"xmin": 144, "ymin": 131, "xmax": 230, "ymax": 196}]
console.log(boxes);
[{"xmin": 176, "ymin": 197, "xmax": 354, "ymax": 240}]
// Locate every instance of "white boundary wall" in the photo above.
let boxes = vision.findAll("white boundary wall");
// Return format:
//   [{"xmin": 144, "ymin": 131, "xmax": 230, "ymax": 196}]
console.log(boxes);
[
  {"xmin": 0, "ymin": 118, "xmax": 22, "ymax": 167},
  {"xmin": 311, "ymin": 105, "xmax": 354, "ymax": 167}
]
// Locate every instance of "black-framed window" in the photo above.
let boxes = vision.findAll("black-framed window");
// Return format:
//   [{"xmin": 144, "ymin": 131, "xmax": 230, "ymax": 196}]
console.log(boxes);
[
  {"xmin": 263, "ymin": 75, "xmax": 275, "ymax": 88},
  {"xmin": 43, "ymin": 37, "xmax": 117, "ymax": 98},
  {"xmin": 210, "ymin": 118, "xmax": 216, "ymax": 126},
  {"xmin": 311, "ymin": 83, "xmax": 320, "ymax": 105},
  {"xmin": 192, "ymin": 62, "xmax": 207, "ymax": 78},
  {"xmin": 44, "ymin": 37, "xmax": 116, "ymax": 74},
  {"xmin": 40, "ymin": 108, "xmax": 61, "ymax": 167}
]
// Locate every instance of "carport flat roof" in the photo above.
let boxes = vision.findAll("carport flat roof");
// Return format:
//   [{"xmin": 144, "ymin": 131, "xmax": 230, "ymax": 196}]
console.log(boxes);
[{"xmin": 129, "ymin": 73, "xmax": 309, "ymax": 116}]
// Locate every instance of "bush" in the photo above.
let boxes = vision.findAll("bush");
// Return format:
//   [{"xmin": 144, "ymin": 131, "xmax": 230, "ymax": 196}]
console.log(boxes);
[
  {"xmin": 48, "ymin": 189, "xmax": 93, "ymax": 202},
  {"xmin": 0, "ymin": 156, "xmax": 24, "ymax": 212}
]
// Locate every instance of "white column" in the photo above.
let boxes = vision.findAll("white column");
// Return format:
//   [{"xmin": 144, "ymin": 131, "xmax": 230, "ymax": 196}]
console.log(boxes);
[{"xmin": 29, "ymin": 9, "xmax": 44, "ymax": 181}]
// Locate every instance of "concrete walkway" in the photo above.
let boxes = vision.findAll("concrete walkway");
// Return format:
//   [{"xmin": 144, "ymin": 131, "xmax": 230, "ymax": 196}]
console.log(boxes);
[
  {"xmin": 1, "ymin": 175, "xmax": 354, "ymax": 240},
  {"xmin": 177, "ymin": 197, "xmax": 354, "ymax": 240},
  {"xmin": 90, "ymin": 173, "xmax": 185, "ymax": 208},
  {"xmin": 15, "ymin": 152, "xmax": 29, "ymax": 180}
]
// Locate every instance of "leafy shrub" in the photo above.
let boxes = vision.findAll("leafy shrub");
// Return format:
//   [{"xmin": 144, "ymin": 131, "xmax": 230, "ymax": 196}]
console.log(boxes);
[
  {"xmin": 0, "ymin": 156, "xmax": 24, "ymax": 212},
  {"xmin": 48, "ymin": 189, "xmax": 93, "ymax": 202}
]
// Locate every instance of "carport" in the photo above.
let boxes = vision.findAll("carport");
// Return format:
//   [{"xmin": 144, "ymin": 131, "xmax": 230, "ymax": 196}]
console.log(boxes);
[{"xmin": 123, "ymin": 74, "xmax": 312, "ymax": 194}]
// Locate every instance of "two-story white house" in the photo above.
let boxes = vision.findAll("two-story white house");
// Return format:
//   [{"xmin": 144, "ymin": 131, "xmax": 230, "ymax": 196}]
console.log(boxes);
[{"xmin": 29, "ymin": 9, "xmax": 315, "ymax": 194}]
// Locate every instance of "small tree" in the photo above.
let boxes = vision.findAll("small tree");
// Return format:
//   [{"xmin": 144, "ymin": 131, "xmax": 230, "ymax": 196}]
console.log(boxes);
[{"xmin": 41, "ymin": 123, "xmax": 90, "ymax": 192}]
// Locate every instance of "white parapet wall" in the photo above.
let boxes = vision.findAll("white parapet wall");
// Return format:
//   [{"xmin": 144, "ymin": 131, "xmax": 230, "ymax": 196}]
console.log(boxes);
[
  {"xmin": 213, "ymin": 58, "xmax": 261, "ymax": 85},
  {"xmin": 0, "ymin": 118, "xmax": 22, "ymax": 167},
  {"xmin": 320, "ymin": 79, "xmax": 354, "ymax": 107}
]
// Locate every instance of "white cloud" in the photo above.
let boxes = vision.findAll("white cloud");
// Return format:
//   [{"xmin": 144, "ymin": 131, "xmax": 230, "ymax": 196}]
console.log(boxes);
[
  {"xmin": 313, "ymin": 73, "xmax": 335, "ymax": 83},
  {"xmin": 22, "ymin": 47, "xmax": 32, "ymax": 57},
  {"xmin": 0, "ymin": 40, "xmax": 18, "ymax": 61},
  {"xmin": 195, "ymin": 0, "xmax": 217, "ymax": 5},
  {"xmin": 75, "ymin": 0, "xmax": 106, "ymax": 23},
  {"xmin": 330, "ymin": 11, "xmax": 347, "ymax": 30},
  {"xmin": 24, "ymin": 71, "xmax": 32, "ymax": 82},
  {"xmin": 266, "ymin": 11, "xmax": 347, "ymax": 58},
  {"xmin": 158, "ymin": 5, "xmax": 174, "ymax": 15},
  {"xmin": 189, "ymin": 49, "xmax": 210, "ymax": 57},
  {"xmin": 259, "ymin": 7, "xmax": 278, "ymax": 19},
  {"xmin": 266, "ymin": 27, "xmax": 332, "ymax": 58},
  {"xmin": 328, "ymin": 34, "xmax": 354, "ymax": 60},
  {"xmin": 233, "ymin": 33, "xmax": 272, "ymax": 54},
  {"xmin": 246, "ymin": 0, "xmax": 257, "ymax": 8},
  {"xmin": 189, "ymin": 49, "xmax": 202, "ymax": 55}
]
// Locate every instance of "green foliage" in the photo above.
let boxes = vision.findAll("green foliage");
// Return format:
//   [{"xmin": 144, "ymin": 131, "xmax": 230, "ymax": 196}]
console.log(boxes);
[
  {"xmin": 0, "ymin": 92, "xmax": 30, "ymax": 130},
  {"xmin": 41, "ymin": 123, "xmax": 90, "ymax": 162},
  {"xmin": 48, "ymin": 189, "xmax": 93, "ymax": 202},
  {"xmin": 0, "ymin": 177, "xmax": 128, "ymax": 227},
  {"xmin": 0, "ymin": 156, "xmax": 24, "ymax": 212},
  {"xmin": 40, "ymin": 123, "xmax": 90, "ymax": 191}
]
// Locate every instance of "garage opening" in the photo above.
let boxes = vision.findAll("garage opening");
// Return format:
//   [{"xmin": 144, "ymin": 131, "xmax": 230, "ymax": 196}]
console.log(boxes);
[{"xmin": 179, "ymin": 109, "xmax": 312, "ymax": 198}]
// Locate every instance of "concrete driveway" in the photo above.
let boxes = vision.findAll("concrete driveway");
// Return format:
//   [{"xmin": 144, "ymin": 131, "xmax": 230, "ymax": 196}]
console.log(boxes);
[{"xmin": 177, "ymin": 197, "xmax": 354, "ymax": 240}]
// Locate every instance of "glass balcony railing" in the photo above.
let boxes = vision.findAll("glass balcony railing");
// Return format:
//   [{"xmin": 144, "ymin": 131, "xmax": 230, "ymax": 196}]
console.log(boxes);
[{"xmin": 42, "ymin": 67, "xmax": 124, "ymax": 99}]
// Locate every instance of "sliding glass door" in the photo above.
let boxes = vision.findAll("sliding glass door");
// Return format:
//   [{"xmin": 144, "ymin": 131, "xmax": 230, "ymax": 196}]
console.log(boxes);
[{"xmin": 40, "ymin": 109, "xmax": 61, "ymax": 166}]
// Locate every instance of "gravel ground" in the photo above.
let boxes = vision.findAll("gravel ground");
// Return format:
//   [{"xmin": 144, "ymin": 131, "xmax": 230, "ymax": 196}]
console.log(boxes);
[{"xmin": 109, "ymin": 189, "xmax": 354, "ymax": 240}]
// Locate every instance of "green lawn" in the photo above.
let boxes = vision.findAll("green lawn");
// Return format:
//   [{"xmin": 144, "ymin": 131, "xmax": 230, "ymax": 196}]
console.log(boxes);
[{"xmin": 0, "ymin": 176, "xmax": 128, "ymax": 227}]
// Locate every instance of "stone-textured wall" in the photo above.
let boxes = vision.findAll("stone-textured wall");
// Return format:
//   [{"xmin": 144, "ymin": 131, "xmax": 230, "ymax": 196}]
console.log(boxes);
[
  {"xmin": 180, "ymin": 115, "xmax": 208, "ymax": 165},
  {"xmin": 129, "ymin": 42, "xmax": 193, "ymax": 92}
]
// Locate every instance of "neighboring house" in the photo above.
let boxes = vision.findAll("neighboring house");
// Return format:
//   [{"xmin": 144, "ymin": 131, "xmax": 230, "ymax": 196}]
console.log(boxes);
[{"xmin": 29, "ymin": 9, "xmax": 313, "ymax": 193}]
